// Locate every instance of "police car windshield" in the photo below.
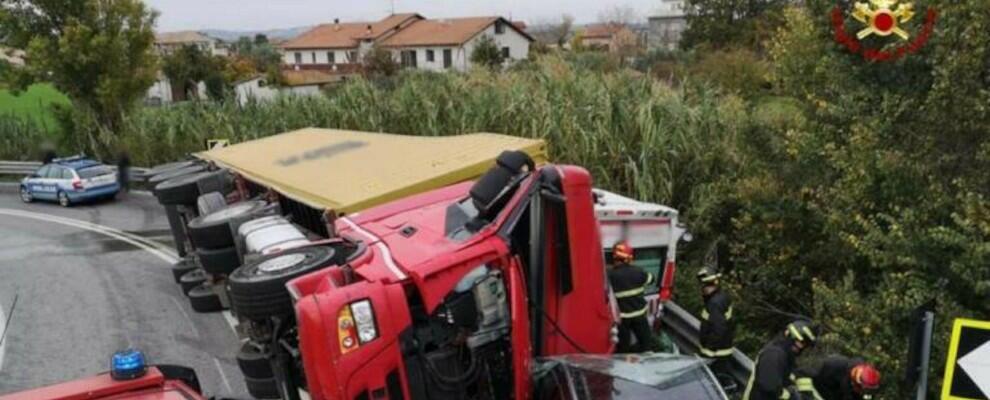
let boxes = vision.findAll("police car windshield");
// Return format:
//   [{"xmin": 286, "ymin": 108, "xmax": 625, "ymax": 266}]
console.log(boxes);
[{"xmin": 78, "ymin": 165, "xmax": 113, "ymax": 179}]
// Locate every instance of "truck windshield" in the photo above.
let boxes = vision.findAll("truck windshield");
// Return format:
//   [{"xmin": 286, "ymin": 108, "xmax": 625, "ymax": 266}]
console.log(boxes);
[{"xmin": 534, "ymin": 354, "xmax": 728, "ymax": 400}]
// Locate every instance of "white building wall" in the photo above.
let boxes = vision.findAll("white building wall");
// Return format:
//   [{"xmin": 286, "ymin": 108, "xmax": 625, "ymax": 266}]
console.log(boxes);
[
  {"xmin": 234, "ymin": 77, "xmax": 278, "ymax": 106},
  {"xmin": 462, "ymin": 23, "xmax": 531, "ymax": 70},
  {"xmin": 146, "ymin": 77, "xmax": 173, "ymax": 105}
]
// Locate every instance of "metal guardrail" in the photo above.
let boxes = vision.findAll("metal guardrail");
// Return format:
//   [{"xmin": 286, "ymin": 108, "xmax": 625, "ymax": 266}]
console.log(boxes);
[
  {"xmin": 0, "ymin": 160, "xmax": 150, "ymax": 181},
  {"xmin": 663, "ymin": 301, "xmax": 755, "ymax": 393}
]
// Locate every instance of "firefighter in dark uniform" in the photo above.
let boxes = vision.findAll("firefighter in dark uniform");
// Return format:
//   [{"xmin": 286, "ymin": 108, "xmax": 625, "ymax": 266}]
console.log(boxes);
[
  {"xmin": 743, "ymin": 320, "xmax": 819, "ymax": 400},
  {"xmin": 698, "ymin": 267, "xmax": 735, "ymax": 366},
  {"xmin": 796, "ymin": 356, "xmax": 881, "ymax": 400},
  {"xmin": 607, "ymin": 241, "xmax": 657, "ymax": 353}
]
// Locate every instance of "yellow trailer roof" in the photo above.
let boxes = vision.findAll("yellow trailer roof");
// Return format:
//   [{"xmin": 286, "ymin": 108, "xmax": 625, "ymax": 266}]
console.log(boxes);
[{"xmin": 197, "ymin": 128, "xmax": 547, "ymax": 214}]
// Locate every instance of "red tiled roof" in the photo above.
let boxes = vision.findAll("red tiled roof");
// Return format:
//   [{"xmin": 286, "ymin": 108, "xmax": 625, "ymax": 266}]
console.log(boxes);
[
  {"xmin": 582, "ymin": 23, "xmax": 628, "ymax": 39},
  {"xmin": 281, "ymin": 13, "xmax": 422, "ymax": 49},
  {"xmin": 380, "ymin": 16, "xmax": 533, "ymax": 47}
]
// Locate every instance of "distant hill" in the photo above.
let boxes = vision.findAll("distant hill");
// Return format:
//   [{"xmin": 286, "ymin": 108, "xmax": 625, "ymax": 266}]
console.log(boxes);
[{"xmin": 200, "ymin": 26, "xmax": 312, "ymax": 43}]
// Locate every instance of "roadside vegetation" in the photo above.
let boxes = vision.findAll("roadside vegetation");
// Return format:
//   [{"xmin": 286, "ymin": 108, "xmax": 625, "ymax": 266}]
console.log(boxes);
[{"xmin": 1, "ymin": 0, "xmax": 988, "ymax": 397}]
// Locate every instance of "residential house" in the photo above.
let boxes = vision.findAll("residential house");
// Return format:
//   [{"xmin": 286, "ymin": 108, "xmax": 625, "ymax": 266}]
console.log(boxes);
[
  {"xmin": 155, "ymin": 31, "xmax": 228, "ymax": 56},
  {"xmin": 233, "ymin": 70, "xmax": 348, "ymax": 106},
  {"xmin": 578, "ymin": 23, "xmax": 639, "ymax": 52},
  {"xmin": 648, "ymin": 0, "xmax": 687, "ymax": 50},
  {"xmin": 280, "ymin": 13, "xmax": 533, "ymax": 72}
]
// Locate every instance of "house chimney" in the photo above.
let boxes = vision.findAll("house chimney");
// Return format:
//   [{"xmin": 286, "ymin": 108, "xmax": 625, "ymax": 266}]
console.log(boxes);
[
  {"xmin": 366, "ymin": 24, "xmax": 372, "ymax": 35},
  {"xmin": 334, "ymin": 18, "xmax": 340, "ymax": 31}
]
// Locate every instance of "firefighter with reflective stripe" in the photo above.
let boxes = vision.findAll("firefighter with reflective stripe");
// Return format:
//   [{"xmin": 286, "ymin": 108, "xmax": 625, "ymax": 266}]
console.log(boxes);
[
  {"xmin": 698, "ymin": 267, "xmax": 735, "ymax": 360},
  {"xmin": 795, "ymin": 356, "xmax": 881, "ymax": 400},
  {"xmin": 743, "ymin": 320, "xmax": 820, "ymax": 400},
  {"xmin": 608, "ymin": 241, "xmax": 657, "ymax": 353}
]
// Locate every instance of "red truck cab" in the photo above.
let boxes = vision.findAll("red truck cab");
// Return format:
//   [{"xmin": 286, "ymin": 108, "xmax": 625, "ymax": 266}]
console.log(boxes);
[
  {"xmin": 0, "ymin": 364, "xmax": 205, "ymax": 400},
  {"xmin": 286, "ymin": 153, "xmax": 614, "ymax": 400}
]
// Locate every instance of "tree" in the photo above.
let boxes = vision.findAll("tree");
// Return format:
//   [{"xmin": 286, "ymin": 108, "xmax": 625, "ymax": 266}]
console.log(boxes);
[
  {"xmin": 362, "ymin": 46, "xmax": 399, "ymax": 77},
  {"xmin": 536, "ymin": 14, "xmax": 575, "ymax": 48},
  {"xmin": 680, "ymin": 0, "xmax": 792, "ymax": 50},
  {"xmin": 597, "ymin": 4, "xmax": 639, "ymax": 25},
  {"xmin": 0, "ymin": 0, "xmax": 158, "ymax": 150},
  {"xmin": 162, "ymin": 45, "xmax": 216, "ymax": 101},
  {"xmin": 470, "ymin": 35, "xmax": 504, "ymax": 69}
]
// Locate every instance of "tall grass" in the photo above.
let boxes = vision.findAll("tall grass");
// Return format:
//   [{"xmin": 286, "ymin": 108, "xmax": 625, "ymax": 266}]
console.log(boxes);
[{"xmin": 111, "ymin": 56, "xmax": 751, "ymax": 215}]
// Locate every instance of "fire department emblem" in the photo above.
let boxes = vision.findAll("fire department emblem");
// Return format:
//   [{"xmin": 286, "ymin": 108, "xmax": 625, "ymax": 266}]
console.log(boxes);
[
  {"xmin": 831, "ymin": 0, "xmax": 937, "ymax": 61},
  {"xmin": 852, "ymin": 0, "xmax": 914, "ymax": 40}
]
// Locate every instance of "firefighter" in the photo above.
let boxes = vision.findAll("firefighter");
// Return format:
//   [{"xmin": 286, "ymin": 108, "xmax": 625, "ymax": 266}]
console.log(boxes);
[
  {"xmin": 743, "ymin": 319, "xmax": 820, "ymax": 400},
  {"xmin": 796, "ymin": 356, "xmax": 881, "ymax": 400},
  {"xmin": 607, "ymin": 241, "xmax": 657, "ymax": 353},
  {"xmin": 698, "ymin": 267, "xmax": 735, "ymax": 364}
]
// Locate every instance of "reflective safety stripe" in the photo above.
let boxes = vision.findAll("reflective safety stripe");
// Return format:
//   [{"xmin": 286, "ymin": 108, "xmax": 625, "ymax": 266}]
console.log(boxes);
[
  {"xmin": 780, "ymin": 389, "xmax": 791, "ymax": 399},
  {"xmin": 726, "ymin": 306, "xmax": 734, "ymax": 320},
  {"xmin": 743, "ymin": 352, "xmax": 798, "ymax": 400},
  {"xmin": 788, "ymin": 325, "xmax": 804, "ymax": 341},
  {"xmin": 795, "ymin": 377, "xmax": 825, "ymax": 400},
  {"xmin": 699, "ymin": 346, "xmax": 734, "ymax": 357},
  {"xmin": 620, "ymin": 305, "xmax": 649, "ymax": 319},
  {"xmin": 701, "ymin": 309, "xmax": 710, "ymax": 320},
  {"xmin": 615, "ymin": 287, "xmax": 645, "ymax": 299},
  {"xmin": 646, "ymin": 272, "xmax": 656, "ymax": 286}
]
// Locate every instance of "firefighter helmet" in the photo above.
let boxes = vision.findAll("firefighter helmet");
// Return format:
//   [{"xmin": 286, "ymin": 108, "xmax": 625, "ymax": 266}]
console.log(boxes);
[
  {"xmin": 785, "ymin": 320, "xmax": 819, "ymax": 346},
  {"xmin": 612, "ymin": 241, "xmax": 634, "ymax": 263},
  {"xmin": 697, "ymin": 267, "xmax": 721, "ymax": 284},
  {"xmin": 851, "ymin": 363, "xmax": 881, "ymax": 393}
]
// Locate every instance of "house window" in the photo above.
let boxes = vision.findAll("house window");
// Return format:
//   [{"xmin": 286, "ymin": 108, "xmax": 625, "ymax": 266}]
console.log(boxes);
[
  {"xmin": 495, "ymin": 21, "xmax": 505, "ymax": 34},
  {"xmin": 501, "ymin": 47, "xmax": 510, "ymax": 59},
  {"xmin": 311, "ymin": 52, "xmax": 316, "ymax": 63},
  {"xmin": 426, "ymin": 49, "xmax": 435, "ymax": 62},
  {"xmin": 400, "ymin": 50, "xmax": 417, "ymax": 68},
  {"xmin": 443, "ymin": 49, "xmax": 452, "ymax": 69},
  {"xmin": 327, "ymin": 52, "xmax": 335, "ymax": 64},
  {"xmin": 294, "ymin": 52, "xmax": 302, "ymax": 64},
  {"xmin": 348, "ymin": 51, "xmax": 358, "ymax": 63}
]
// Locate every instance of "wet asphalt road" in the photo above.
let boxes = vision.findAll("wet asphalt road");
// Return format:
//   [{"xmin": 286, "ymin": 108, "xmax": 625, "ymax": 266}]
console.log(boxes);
[{"xmin": 0, "ymin": 185, "xmax": 249, "ymax": 398}]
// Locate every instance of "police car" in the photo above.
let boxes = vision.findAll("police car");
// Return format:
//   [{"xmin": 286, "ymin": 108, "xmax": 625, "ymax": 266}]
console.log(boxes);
[{"xmin": 19, "ymin": 155, "xmax": 121, "ymax": 207}]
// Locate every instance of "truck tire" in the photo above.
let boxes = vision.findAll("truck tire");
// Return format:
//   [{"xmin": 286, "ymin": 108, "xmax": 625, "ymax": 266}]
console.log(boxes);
[
  {"xmin": 188, "ymin": 283, "xmax": 224, "ymax": 313},
  {"xmin": 236, "ymin": 343, "xmax": 273, "ymax": 379},
  {"xmin": 197, "ymin": 246, "xmax": 240, "ymax": 275},
  {"xmin": 170, "ymin": 259, "xmax": 198, "ymax": 283},
  {"xmin": 155, "ymin": 171, "xmax": 221, "ymax": 206},
  {"xmin": 148, "ymin": 160, "xmax": 199, "ymax": 177},
  {"xmin": 186, "ymin": 201, "xmax": 267, "ymax": 249},
  {"xmin": 179, "ymin": 269, "xmax": 208, "ymax": 295},
  {"xmin": 244, "ymin": 376, "xmax": 280, "ymax": 399},
  {"xmin": 228, "ymin": 246, "xmax": 336, "ymax": 321},
  {"xmin": 148, "ymin": 165, "xmax": 205, "ymax": 185},
  {"xmin": 196, "ymin": 192, "xmax": 227, "ymax": 215}
]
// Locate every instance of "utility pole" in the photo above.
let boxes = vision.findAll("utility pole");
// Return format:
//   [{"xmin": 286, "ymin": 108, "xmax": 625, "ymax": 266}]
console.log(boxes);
[{"xmin": 916, "ymin": 310, "xmax": 934, "ymax": 400}]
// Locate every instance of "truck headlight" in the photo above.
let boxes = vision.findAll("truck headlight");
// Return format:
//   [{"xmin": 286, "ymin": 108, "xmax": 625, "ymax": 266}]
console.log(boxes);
[{"xmin": 337, "ymin": 299, "xmax": 378, "ymax": 354}]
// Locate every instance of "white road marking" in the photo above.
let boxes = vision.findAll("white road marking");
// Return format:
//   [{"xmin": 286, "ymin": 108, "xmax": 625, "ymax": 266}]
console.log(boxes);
[
  {"xmin": 169, "ymin": 297, "xmax": 201, "ymax": 340},
  {"xmin": 0, "ymin": 208, "xmax": 241, "ymax": 338},
  {"xmin": 213, "ymin": 356, "xmax": 234, "ymax": 394},
  {"xmin": 339, "ymin": 217, "xmax": 407, "ymax": 280},
  {"xmin": 0, "ymin": 303, "xmax": 7, "ymax": 372}
]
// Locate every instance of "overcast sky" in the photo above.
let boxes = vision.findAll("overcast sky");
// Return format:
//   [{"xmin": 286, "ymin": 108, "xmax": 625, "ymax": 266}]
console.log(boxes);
[{"xmin": 145, "ymin": 0, "xmax": 662, "ymax": 32}]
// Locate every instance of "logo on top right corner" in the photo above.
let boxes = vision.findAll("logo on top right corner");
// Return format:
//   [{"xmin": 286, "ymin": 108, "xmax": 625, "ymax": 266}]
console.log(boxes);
[{"xmin": 831, "ymin": 0, "xmax": 937, "ymax": 62}]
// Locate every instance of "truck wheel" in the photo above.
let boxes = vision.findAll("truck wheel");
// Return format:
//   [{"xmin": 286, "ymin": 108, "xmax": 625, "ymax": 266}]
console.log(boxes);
[
  {"xmin": 243, "ymin": 376, "xmax": 280, "ymax": 399},
  {"xmin": 197, "ymin": 246, "xmax": 241, "ymax": 275},
  {"xmin": 188, "ymin": 283, "xmax": 224, "ymax": 313},
  {"xmin": 170, "ymin": 259, "xmax": 198, "ymax": 283},
  {"xmin": 228, "ymin": 246, "xmax": 336, "ymax": 321},
  {"xmin": 179, "ymin": 269, "xmax": 208, "ymax": 295},
  {"xmin": 196, "ymin": 191, "xmax": 227, "ymax": 215},
  {"xmin": 236, "ymin": 343, "xmax": 274, "ymax": 379},
  {"xmin": 186, "ymin": 201, "xmax": 267, "ymax": 249},
  {"xmin": 155, "ymin": 170, "xmax": 226, "ymax": 206},
  {"xmin": 148, "ymin": 160, "xmax": 200, "ymax": 177},
  {"xmin": 148, "ymin": 165, "xmax": 206, "ymax": 185}
]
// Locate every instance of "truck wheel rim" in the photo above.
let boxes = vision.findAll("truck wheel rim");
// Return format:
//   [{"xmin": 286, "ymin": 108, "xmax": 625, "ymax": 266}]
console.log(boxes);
[
  {"xmin": 257, "ymin": 253, "xmax": 307, "ymax": 273},
  {"xmin": 202, "ymin": 202, "xmax": 257, "ymax": 223}
]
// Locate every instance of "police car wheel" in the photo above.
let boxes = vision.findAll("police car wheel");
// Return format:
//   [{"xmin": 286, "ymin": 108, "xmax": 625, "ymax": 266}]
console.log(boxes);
[
  {"xmin": 179, "ymin": 269, "xmax": 208, "ymax": 295},
  {"xmin": 244, "ymin": 376, "xmax": 280, "ymax": 399},
  {"xmin": 19, "ymin": 187, "xmax": 32, "ymax": 203},
  {"xmin": 58, "ymin": 192, "xmax": 71, "ymax": 207},
  {"xmin": 228, "ymin": 246, "xmax": 336, "ymax": 321},
  {"xmin": 197, "ymin": 246, "xmax": 241, "ymax": 275},
  {"xmin": 188, "ymin": 283, "xmax": 224, "ymax": 313},
  {"xmin": 236, "ymin": 342, "xmax": 274, "ymax": 379}
]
